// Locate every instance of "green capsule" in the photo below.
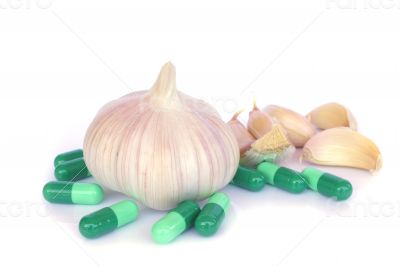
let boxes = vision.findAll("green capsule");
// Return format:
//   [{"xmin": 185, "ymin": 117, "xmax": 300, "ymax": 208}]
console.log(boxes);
[
  {"xmin": 54, "ymin": 149, "xmax": 83, "ymax": 167},
  {"xmin": 152, "ymin": 200, "xmax": 200, "ymax": 244},
  {"xmin": 257, "ymin": 162, "xmax": 306, "ymax": 193},
  {"xmin": 43, "ymin": 181, "xmax": 104, "ymax": 205},
  {"xmin": 301, "ymin": 167, "xmax": 352, "ymax": 201},
  {"xmin": 195, "ymin": 192, "xmax": 229, "ymax": 236},
  {"xmin": 230, "ymin": 166, "xmax": 265, "ymax": 191},
  {"xmin": 79, "ymin": 200, "xmax": 139, "ymax": 239},
  {"xmin": 54, "ymin": 157, "xmax": 91, "ymax": 181}
]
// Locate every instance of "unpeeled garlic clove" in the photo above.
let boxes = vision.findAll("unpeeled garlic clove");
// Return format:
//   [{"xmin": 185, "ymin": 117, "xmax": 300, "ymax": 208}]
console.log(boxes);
[
  {"xmin": 307, "ymin": 102, "xmax": 357, "ymax": 130},
  {"xmin": 247, "ymin": 100, "xmax": 273, "ymax": 139},
  {"xmin": 302, "ymin": 127, "xmax": 382, "ymax": 172},
  {"xmin": 240, "ymin": 124, "xmax": 294, "ymax": 167},
  {"xmin": 263, "ymin": 105, "xmax": 316, "ymax": 147},
  {"xmin": 227, "ymin": 110, "xmax": 256, "ymax": 155}
]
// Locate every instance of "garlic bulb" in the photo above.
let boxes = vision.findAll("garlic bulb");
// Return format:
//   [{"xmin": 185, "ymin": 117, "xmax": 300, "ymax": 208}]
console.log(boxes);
[
  {"xmin": 263, "ymin": 105, "xmax": 316, "ymax": 147},
  {"xmin": 307, "ymin": 102, "xmax": 357, "ymax": 130},
  {"xmin": 302, "ymin": 127, "xmax": 382, "ymax": 171},
  {"xmin": 83, "ymin": 62, "xmax": 240, "ymax": 210}
]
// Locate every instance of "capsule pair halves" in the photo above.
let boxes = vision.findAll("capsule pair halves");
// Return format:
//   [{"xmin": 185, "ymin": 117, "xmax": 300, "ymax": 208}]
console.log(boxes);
[
  {"xmin": 54, "ymin": 149, "xmax": 91, "ymax": 182},
  {"xmin": 152, "ymin": 192, "xmax": 230, "ymax": 244},
  {"xmin": 231, "ymin": 162, "xmax": 352, "ymax": 201},
  {"xmin": 231, "ymin": 162, "xmax": 307, "ymax": 194}
]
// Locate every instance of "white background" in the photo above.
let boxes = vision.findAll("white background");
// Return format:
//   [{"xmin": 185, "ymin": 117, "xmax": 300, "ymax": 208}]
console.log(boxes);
[{"xmin": 1, "ymin": 0, "xmax": 399, "ymax": 265}]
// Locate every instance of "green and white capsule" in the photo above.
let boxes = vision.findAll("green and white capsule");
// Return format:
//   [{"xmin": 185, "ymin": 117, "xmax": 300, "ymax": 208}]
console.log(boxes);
[
  {"xmin": 195, "ymin": 192, "xmax": 229, "ymax": 236},
  {"xmin": 79, "ymin": 200, "xmax": 139, "ymax": 239},
  {"xmin": 54, "ymin": 157, "xmax": 91, "ymax": 181},
  {"xmin": 230, "ymin": 166, "xmax": 265, "ymax": 191},
  {"xmin": 301, "ymin": 167, "xmax": 352, "ymax": 201},
  {"xmin": 257, "ymin": 162, "xmax": 306, "ymax": 193},
  {"xmin": 43, "ymin": 181, "xmax": 104, "ymax": 205},
  {"xmin": 54, "ymin": 149, "xmax": 83, "ymax": 167},
  {"xmin": 152, "ymin": 200, "xmax": 200, "ymax": 244}
]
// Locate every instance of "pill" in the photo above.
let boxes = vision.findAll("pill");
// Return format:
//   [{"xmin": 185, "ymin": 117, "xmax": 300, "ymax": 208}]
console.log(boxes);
[
  {"xmin": 301, "ymin": 167, "xmax": 352, "ymax": 200},
  {"xmin": 230, "ymin": 166, "xmax": 265, "ymax": 191},
  {"xmin": 54, "ymin": 157, "xmax": 91, "ymax": 181},
  {"xmin": 79, "ymin": 200, "xmax": 139, "ymax": 239},
  {"xmin": 195, "ymin": 192, "xmax": 229, "ymax": 236},
  {"xmin": 152, "ymin": 200, "xmax": 200, "ymax": 244},
  {"xmin": 54, "ymin": 149, "xmax": 83, "ymax": 167},
  {"xmin": 43, "ymin": 181, "xmax": 104, "ymax": 205},
  {"xmin": 257, "ymin": 162, "xmax": 306, "ymax": 193}
]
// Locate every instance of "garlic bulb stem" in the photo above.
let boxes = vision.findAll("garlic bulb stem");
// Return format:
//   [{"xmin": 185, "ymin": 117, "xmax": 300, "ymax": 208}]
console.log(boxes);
[{"xmin": 146, "ymin": 62, "xmax": 181, "ymax": 108}]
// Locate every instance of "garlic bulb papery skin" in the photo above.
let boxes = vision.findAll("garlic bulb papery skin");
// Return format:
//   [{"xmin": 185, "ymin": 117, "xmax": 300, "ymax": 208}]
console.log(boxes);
[{"xmin": 83, "ymin": 62, "xmax": 240, "ymax": 210}]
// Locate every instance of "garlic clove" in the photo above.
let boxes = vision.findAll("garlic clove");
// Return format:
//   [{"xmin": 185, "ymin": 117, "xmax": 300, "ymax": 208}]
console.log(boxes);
[
  {"xmin": 263, "ymin": 105, "xmax": 316, "ymax": 147},
  {"xmin": 307, "ymin": 102, "xmax": 357, "ymax": 130},
  {"xmin": 302, "ymin": 127, "xmax": 382, "ymax": 171},
  {"xmin": 240, "ymin": 124, "xmax": 295, "ymax": 167},
  {"xmin": 227, "ymin": 110, "xmax": 256, "ymax": 155},
  {"xmin": 247, "ymin": 100, "xmax": 274, "ymax": 139}
]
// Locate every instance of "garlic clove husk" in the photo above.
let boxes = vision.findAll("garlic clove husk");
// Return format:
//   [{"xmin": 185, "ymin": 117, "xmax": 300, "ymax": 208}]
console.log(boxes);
[
  {"xmin": 227, "ymin": 110, "xmax": 256, "ymax": 155},
  {"xmin": 247, "ymin": 100, "xmax": 274, "ymax": 139},
  {"xmin": 302, "ymin": 127, "xmax": 382, "ymax": 171},
  {"xmin": 307, "ymin": 102, "xmax": 357, "ymax": 130},
  {"xmin": 263, "ymin": 105, "xmax": 316, "ymax": 147},
  {"xmin": 84, "ymin": 62, "xmax": 240, "ymax": 210},
  {"xmin": 240, "ymin": 124, "xmax": 295, "ymax": 167}
]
